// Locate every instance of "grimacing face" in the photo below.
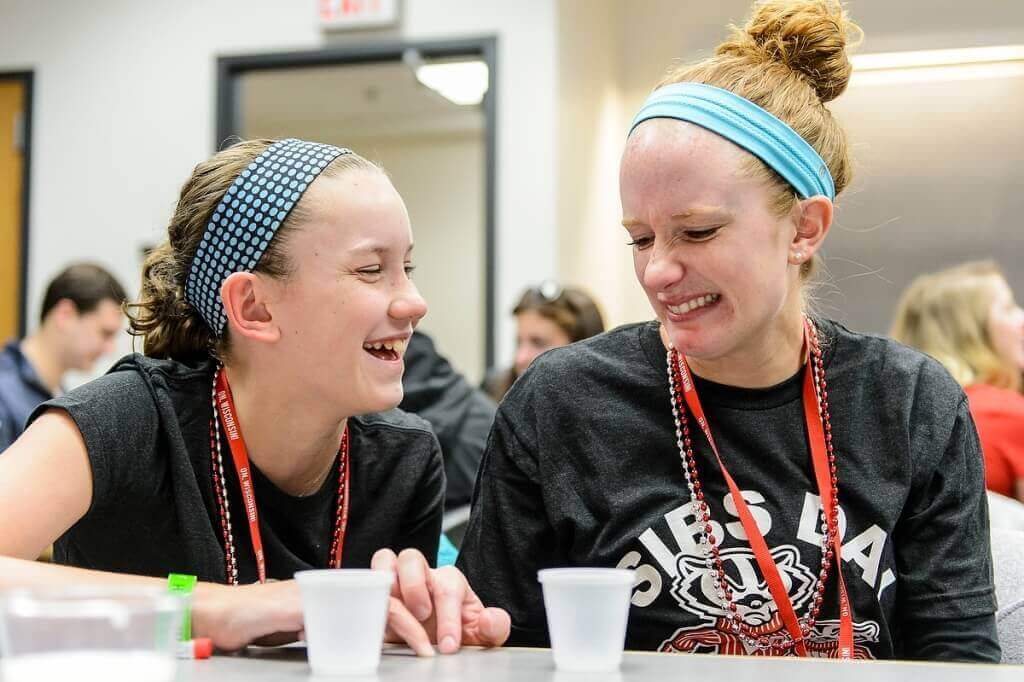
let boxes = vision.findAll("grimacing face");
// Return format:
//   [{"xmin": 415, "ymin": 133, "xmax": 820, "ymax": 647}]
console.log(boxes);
[{"xmin": 619, "ymin": 119, "xmax": 807, "ymax": 365}]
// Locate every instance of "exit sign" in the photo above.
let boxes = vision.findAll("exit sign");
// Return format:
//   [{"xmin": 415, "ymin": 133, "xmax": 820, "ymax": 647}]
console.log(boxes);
[{"xmin": 318, "ymin": 0, "xmax": 399, "ymax": 30}]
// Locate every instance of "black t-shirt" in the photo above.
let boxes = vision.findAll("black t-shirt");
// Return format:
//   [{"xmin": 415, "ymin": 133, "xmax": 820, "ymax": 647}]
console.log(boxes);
[
  {"xmin": 458, "ymin": 319, "xmax": 999, "ymax": 661},
  {"xmin": 31, "ymin": 354, "xmax": 444, "ymax": 583}
]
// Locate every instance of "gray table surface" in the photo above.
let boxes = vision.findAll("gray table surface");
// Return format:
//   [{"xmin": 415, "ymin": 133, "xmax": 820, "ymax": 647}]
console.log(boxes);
[{"xmin": 179, "ymin": 645, "xmax": 1020, "ymax": 681}]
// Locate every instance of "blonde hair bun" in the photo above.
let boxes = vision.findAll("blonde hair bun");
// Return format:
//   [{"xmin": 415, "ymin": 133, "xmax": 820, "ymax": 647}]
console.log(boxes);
[{"xmin": 717, "ymin": 0, "xmax": 861, "ymax": 103}]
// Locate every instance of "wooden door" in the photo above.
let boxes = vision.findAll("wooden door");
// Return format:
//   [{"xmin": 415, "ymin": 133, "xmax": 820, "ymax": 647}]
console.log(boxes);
[{"xmin": 0, "ymin": 78, "xmax": 26, "ymax": 341}]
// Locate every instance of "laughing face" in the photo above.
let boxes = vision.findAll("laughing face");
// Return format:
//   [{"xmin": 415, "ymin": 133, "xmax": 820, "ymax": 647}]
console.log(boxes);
[
  {"xmin": 620, "ymin": 119, "xmax": 805, "ymax": 367},
  {"xmin": 263, "ymin": 168, "xmax": 427, "ymax": 415}
]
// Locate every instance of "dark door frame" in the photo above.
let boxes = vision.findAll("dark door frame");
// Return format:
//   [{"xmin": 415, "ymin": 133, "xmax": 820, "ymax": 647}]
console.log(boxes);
[
  {"xmin": 214, "ymin": 37, "xmax": 498, "ymax": 369},
  {"xmin": 1, "ymin": 71, "xmax": 33, "ymax": 338}
]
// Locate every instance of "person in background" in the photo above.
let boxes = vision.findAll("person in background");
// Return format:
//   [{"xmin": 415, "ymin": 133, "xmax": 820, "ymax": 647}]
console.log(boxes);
[
  {"xmin": 482, "ymin": 281, "xmax": 605, "ymax": 402},
  {"xmin": 400, "ymin": 330, "xmax": 496, "ymax": 513},
  {"xmin": 0, "ymin": 138, "xmax": 509, "ymax": 654},
  {"xmin": 0, "ymin": 263, "xmax": 126, "ymax": 452},
  {"xmin": 459, "ymin": 0, "xmax": 998, "ymax": 661},
  {"xmin": 891, "ymin": 261, "xmax": 1024, "ymax": 502}
]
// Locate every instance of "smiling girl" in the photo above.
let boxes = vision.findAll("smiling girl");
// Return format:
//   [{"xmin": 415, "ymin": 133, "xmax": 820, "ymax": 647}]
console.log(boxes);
[
  {"xmin": 0, "ymin": 139, "xmax": 509, "ymax": 654},
  {"xmin": 458, "ymin": 0, "xmax": 998, "ymax": 662}
]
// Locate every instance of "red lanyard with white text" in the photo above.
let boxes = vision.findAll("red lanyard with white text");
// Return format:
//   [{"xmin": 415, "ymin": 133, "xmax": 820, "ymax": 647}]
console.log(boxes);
[
  {"xmin": 214, "ymin": 369, "xmax": 351, "ymax": 583},
  {"xmin": 675, "ymin": 322, "xmax": 854, "ymax": 659}
]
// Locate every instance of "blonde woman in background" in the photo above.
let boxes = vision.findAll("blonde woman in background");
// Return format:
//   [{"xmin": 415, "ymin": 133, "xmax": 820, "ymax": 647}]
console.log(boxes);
[{"xmin": 892, "ymin": 261, "xmax": 1024, "ymax": 502}]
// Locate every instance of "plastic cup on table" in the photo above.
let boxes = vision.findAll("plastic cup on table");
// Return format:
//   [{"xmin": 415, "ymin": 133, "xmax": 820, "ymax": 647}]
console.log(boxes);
[
  {"xmin": 295, "ymin": 569, "xmax": 395, "ymax": 676},
  {"xmin": 0, "ymin": 586, "xmax": 184, "ymax": 682},
  {"xmin": 538, "ymin": 568, "xmax": 635, "ymax": 672}
]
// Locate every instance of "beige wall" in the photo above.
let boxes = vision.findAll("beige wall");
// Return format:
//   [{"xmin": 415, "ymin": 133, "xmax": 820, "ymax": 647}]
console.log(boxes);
[
  {"xmin": 556, "ymin": 0, "xmax": 648, "ymax": 333},
  {"xmin": 353, "ymin": 133, "xmax": 486, "ymax": 383}
]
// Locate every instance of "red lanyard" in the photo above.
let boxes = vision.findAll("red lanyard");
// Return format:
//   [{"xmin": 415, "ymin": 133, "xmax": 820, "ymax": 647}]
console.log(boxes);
[
  {"xmin": 675, "ymin": 324, "xmax": 854, "ymax": 659},
  {"xmin": 214, "ymin": 369, "xmax": 350, "ymax": 583}
]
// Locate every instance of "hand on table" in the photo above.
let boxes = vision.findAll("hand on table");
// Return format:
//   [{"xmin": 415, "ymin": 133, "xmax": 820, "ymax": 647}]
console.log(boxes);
[
  {"xmin": 372, "ymin": 548, "xmax": 511, "ymax": 656},
  {"xmin": 193, "ymin": 579, "xmax": 305, "ymax": 651}
]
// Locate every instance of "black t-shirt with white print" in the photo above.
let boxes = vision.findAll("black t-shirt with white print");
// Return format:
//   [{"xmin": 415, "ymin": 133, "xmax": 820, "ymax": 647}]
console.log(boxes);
[{"xmin": 457, "ymin": 319, "xmax": 999, "ymax": 661}]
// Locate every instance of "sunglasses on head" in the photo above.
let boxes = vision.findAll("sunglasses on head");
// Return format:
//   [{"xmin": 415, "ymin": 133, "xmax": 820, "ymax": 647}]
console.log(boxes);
[{"xmin": 532, "ymin": 280, "xmax": 564, "ymax": 302}]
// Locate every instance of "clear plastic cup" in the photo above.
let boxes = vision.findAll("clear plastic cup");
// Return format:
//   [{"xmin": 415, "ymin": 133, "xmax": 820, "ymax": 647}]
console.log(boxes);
[
  {"xmin": 538, "ymin": 568, "xmax": 635, "ymax": 672},
  {"xmin": 0, "ymin": 586, "xmax": 183, "ymax": 682},
  {"xmin": 295, "ymin": 569, "xmax": 395, "ymax": 676}
]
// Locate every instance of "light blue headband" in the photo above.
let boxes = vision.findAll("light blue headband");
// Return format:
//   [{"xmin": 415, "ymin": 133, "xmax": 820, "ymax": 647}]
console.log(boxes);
[
  {"xmin": 629, "ymin": 82, "xmax": 835, "ymax": 201},
  {"xmin": 185, "ymin": 138, "xmax": 352, "ymax": 335}
]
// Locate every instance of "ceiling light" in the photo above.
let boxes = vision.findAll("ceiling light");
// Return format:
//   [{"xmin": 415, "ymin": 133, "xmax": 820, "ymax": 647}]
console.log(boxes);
[
  {"xmin": 414, "ymin": 60, "xmax": 489, "ymax": 106},
  {"xmin": 850, "ymin": 45, "xmax": 1024, "ymax": 85},
  {"xmin": 851, "ymin": 45, "xmax": 1024, "ymax": 71}
]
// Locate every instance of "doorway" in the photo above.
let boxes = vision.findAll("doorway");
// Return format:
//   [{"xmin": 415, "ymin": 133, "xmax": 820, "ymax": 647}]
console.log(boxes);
[
  {"xmin": 216, "ymin": 38, "xmax": 496, "ymax": 381},
  {"xmin": 0, "ymin": 72, "xmax": 32, "ymax": 341}
]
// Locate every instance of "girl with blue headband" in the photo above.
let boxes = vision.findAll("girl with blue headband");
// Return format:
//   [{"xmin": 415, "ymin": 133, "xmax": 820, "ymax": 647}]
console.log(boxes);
[
  {"xmin": 460, "ymin": 0, "xmax": 998, "ymax": 662},
  {"xmin": 0, "ymin": 139, "xmax": 510, "ymax": 654}
]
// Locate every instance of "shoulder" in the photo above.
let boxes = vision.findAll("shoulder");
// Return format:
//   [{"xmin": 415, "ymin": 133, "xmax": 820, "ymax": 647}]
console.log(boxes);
[
  {"xmin": 351, "ymin": 408, "xmax": 441, "ymax": 474},
  {"xmin": 352, "ymin": 408, "xmax": 437, "ymax": 443},
  {"xmin": 0, "ymin": 341, "xmax": 36, "ymax": 395},
  {"xmin": 0, "ymin": 340, "xmax": 20, "ymax": 374},
  {"xmin": 31, "ymin": 354, "xmax": 213, "ymax": 431},
  {"xmin": 822, "ymin": 318, "xmax": 965, "ymax": 414},
  {"xmin": 61, "ymin": 354, "xmax": 211, "ymax": 405}
]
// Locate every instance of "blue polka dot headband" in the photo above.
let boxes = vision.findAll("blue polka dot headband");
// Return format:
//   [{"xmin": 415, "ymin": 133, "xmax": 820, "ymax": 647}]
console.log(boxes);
[
  {"xmin": 629, "ymin": 83, "xmax": 835, "ymax": 201},
  {"xmin": 185, "ymin": 138, "xmax": 352, "ymax": 335}
]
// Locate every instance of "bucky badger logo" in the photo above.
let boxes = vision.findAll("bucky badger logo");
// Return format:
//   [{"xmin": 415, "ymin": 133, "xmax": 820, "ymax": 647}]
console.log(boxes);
[
  {"xmin": 670, "ymin": 544, "xmax": 816, "ymax": 625},
  {"xmin": 661, "ymin": 545, "xmax": 880, "ymax": 658},
  {"xmin": 660, "ymin": 618, "xmax": 880, "ymax": 658}
]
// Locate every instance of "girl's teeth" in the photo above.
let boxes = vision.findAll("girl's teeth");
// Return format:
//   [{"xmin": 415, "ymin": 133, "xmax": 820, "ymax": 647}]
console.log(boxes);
[
  {"xmin": 668, "ymin": 294, "xmax": 719, "ymax": 315},
  {"xmin": 362, "ymin": 339, "xmax": 408, "ymax": 355}
]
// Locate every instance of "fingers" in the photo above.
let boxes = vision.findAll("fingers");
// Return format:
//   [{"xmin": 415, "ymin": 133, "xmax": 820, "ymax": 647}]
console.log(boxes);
[
  {"xmin": 431, "ymin": 567, "xmax": 466, "ymax": 654},
  {"xmin": 372, "ymin": 549, "xmax": 510, "ymax": 656},
  {"xmin": 374, "ymin": 548, "xmax": 436, "ymax": 658},
  {"xmin": 371, "ymin": 548, "xmax": 401, "ymax": 598},
  {"xmin": 430, "ymin": 568, "xmax": 510, "ymax": 652},
  {"xmin": 475, "ymin": 607, "xmax": 512, "ymax": 647},
  {"xmin": 395, "ymin": 548, "xmax": 433, "ymax": 623},
  {"xmin": 385, "ymin": 596, "xmax": 435, "ymax": 657}
]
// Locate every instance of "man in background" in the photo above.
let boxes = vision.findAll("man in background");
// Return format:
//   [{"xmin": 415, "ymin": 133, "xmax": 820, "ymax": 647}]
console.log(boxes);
[{"xmin": 0, "ymin": 263, "xmax": 127, "ymax": 452}]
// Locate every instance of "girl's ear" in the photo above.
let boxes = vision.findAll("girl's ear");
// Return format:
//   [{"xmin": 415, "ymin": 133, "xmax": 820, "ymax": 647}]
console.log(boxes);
[
  {"xmin": 789, "ymin": 196, "xmax": 832, "ymax": 265},
  {"xmin": 220, "ymin": 272, "xmax": 281, "ymax": 344}
]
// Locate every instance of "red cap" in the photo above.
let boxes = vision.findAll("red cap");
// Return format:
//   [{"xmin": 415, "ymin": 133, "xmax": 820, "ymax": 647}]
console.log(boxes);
[{"xmin": 193, "ymin": 637, "xmax": 214, "ymax": 660}]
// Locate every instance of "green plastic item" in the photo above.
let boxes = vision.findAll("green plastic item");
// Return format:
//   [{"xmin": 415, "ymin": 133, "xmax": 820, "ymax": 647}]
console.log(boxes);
[{"xmin": 167, "ymin": 573, "xmax": 198, "ymax": 640}]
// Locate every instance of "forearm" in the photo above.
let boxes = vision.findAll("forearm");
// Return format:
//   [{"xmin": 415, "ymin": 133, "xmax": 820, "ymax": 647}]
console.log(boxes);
[{"xmin": 0, "ymin": 555, "xmax": 253, "ymax": 649}]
